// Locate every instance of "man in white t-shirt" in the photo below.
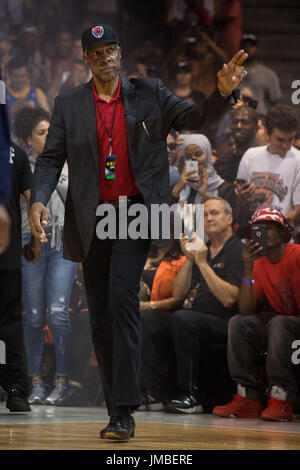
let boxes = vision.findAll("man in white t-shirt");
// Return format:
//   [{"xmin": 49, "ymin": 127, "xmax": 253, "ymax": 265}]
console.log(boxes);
[{"xmin": 236, "ymin": 105, "xmax": 300, "ymax": 230}]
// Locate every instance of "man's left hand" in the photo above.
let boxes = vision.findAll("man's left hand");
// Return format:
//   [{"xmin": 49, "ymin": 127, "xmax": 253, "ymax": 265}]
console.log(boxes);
[
  {"xmin": 181, "ymin": 235, "xmax": 208, "ymax": 266},
  {"xmin": 217, "ymin": 50, "xmax": 248, "ymax": 96}
]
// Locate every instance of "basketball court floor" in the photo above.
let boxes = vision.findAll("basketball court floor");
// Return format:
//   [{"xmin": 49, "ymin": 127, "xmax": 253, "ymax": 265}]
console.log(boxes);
[{"xmin": 0, "ymin": 403, "xmax": 300, "ymax": 450}]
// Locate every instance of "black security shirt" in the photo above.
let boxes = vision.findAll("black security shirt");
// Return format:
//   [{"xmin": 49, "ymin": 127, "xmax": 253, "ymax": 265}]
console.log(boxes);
[
  {"xmin": 187, "ymin": 235, "xmax": 244, "ymax": 317},
  {"xmin": 0, "ymin": 143, "xmax": 32, "ymax": 270}
]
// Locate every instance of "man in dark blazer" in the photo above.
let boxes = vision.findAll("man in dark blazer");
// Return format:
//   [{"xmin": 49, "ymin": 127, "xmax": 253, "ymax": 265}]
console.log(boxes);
[{"xmin": 30, "ymin": 24, "xmax": 247, "ymax": 441}]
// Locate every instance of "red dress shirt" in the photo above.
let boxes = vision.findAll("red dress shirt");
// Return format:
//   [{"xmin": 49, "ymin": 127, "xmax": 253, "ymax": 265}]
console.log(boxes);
[{"xmin": 92, "ymin": 77, "xmax": 140, "ymax": 201}]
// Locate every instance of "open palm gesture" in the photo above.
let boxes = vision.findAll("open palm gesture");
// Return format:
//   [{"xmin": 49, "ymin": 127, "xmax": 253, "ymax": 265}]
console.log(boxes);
[{"xmin": 217, "ymin": 50, "xmax": 248, "ymax": 95}]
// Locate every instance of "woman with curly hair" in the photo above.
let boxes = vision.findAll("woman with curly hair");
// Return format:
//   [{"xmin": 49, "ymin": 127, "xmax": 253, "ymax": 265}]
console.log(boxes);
[{"xmin": 14, "ymin": 107, "xmax": 77, "ymax": 405}]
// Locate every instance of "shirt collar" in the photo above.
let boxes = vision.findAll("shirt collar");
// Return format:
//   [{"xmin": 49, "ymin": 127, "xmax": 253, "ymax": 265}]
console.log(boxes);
[
  {"xmin": 92, "ymin": 75, "xmax": 121, "ymax": 104},
  {"xmin": 207, "ymin": 234, "xmax": 236, "ymax": 255}
]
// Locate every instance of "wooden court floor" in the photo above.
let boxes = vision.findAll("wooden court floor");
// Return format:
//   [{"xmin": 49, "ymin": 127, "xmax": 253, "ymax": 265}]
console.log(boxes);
[{"xmin": 1, "ymin": 417, "xmax": 300, "ymax": 450}]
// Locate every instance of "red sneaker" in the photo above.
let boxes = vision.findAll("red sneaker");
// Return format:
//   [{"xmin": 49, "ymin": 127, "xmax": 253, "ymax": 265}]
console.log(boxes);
[
  {"xmin": 261, "ymin": 397, "xmax": 293, "ymax": 422},
  {"xmin": 212, "ymin": 394, "xmax": 262, "ymax": 418}
]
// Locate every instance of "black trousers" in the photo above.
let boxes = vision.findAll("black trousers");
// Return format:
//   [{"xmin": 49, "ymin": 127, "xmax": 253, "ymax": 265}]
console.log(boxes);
[
  {"xmin": 0, "ymin": 269, "xmax": 29, "ymax": 396},
  {"xmin": 141, "ymin": 308, "xmax": 229, "ymax": 392},
  {"xmin": 141, "ymin": 309, "xmax": 177, "ymax": 399},
  {"xmin": 82, "ymin": 229, "xmax": 150, "ymax": 415},
  {"xmin": 172, "ymin": 309, "xmax": 229, "ymax": 389},
  {"xmin": 227, "ymin": 312, "xmax": 300, "ymax": 400}
]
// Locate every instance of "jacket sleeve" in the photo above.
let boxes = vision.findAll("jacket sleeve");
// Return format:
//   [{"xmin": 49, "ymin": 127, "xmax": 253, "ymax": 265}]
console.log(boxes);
[
  {"xmin": 156, "ymin": 79, "xmax": 232, "ymax": 137},
  {"xmin": 30, "ymin": 96, "xmax": 67, "ymax": 206}
]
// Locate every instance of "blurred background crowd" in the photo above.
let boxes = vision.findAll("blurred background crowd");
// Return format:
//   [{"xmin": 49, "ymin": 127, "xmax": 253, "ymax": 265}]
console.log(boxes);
[
  {"xmin": 1, "ymin": 0, "xmax": 300, "ymax": 413},
  {"xmin": 1, "ymin": 0, "xmax": 293, "ymax": 118}
]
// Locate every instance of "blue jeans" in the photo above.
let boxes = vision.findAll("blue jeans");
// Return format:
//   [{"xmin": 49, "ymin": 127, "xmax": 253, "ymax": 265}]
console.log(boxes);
[{"xmin": 21, "ymin": 233, "xmax": 77, "ymax": 377}]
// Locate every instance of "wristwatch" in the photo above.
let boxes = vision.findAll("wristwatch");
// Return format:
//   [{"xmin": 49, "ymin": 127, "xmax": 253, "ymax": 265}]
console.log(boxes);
[
  {"xmin": 150, "ymin": 301, "xmax": 157, "ymax": 310},
  {"xmin": 218, "ymin": 89, "xmax": 238, "ymax": 104}
]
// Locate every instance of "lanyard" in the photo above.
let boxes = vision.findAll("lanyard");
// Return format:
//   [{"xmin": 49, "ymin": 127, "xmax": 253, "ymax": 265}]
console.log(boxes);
[{"xmin": 96, "ymin": 100, "xmax": 118, "ymax": 156}]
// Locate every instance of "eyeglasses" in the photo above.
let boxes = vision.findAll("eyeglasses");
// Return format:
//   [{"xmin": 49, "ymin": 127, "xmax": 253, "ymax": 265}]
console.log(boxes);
[{"xmin": 87, "ymin": 45, "xmax": 120, "ymax": 61}]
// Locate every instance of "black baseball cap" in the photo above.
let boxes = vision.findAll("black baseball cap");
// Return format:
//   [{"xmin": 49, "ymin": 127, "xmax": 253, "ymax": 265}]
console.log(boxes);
[
  {"xmin": 81, "ymin": 24, "xmax": 120, "ymax": 52},
  {"xmin": 174, "ymin": 61, "xmax": 192, "ymax": 73},
  {"xmin": 241, "ymin": 34, "xmax": 258, "ymax": 45}
]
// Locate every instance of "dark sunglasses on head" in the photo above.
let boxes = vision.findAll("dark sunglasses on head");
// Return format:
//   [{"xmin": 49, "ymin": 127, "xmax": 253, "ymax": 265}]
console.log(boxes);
[{"xmin": 167, "ymin": 142, "xmax": 177, "ymax": 151}]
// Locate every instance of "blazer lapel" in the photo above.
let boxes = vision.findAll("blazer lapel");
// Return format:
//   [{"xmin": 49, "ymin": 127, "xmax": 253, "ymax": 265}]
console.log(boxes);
[
  {"xmin": 78, "ymin": 76, "xmax": 138, "ymax": 175},
  {"xmin": 120, "ymin": 74, "xmax": 138, "ymax": 154},
  {"xmin": 78, "ymin": 80, "xmax": 99, "ymax": 176}
]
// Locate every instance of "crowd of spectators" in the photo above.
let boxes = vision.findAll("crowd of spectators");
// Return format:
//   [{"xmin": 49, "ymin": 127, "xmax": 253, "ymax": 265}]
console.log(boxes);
[{"xmin": 1, "ymin": 0, "xmax": 300, "ymax": 422}]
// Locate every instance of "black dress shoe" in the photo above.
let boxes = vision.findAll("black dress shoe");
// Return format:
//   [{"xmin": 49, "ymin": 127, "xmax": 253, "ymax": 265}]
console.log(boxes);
[
  {"xmin": 100, "ymin": 414, "xmax": 135, "ymax": 441},
  {"xmin": 6, "ymin": 388, "xmax": 31, "ymax": 412}
]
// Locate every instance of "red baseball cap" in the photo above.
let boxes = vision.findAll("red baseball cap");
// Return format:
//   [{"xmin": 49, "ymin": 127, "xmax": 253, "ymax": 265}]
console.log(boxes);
[{"xmin": 247, "ymin": 207, "xmax": 292, "ymax": 243}]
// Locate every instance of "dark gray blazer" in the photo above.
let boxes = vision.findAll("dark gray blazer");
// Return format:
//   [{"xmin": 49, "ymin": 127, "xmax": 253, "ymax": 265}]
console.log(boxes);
[{"xmin": 31, "ymin": 74, "xmax": 231, "ymax": 261}]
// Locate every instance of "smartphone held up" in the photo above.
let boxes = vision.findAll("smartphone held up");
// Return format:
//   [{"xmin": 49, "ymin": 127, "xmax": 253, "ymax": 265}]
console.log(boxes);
[
  {"xmin": 251, "ymin": 223, "xmax": 268, "ymax": 256},
  {"xmin": 185, "ymin": 159, "xmax": 199, "ymax": 182}
]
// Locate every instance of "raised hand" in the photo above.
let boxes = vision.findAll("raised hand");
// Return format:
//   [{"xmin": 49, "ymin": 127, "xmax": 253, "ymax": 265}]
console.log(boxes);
[
  {"xmin": 242, "ymin": 240, "xmax": 263, "ymax": 273},
  {"xmin": 217, "ymin": 50, "xmax": 248, "ymax": 95},
  {"xmin": 180, "ymin": 234, "xmax": 207, "ymax": 265},
  {"xmin": 234, "ymin": 180, "xmax": 256, "ymax": 205},
  {"xmin": 197, "ymin": 166, "xmax": 208, "ymax": 198}
]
